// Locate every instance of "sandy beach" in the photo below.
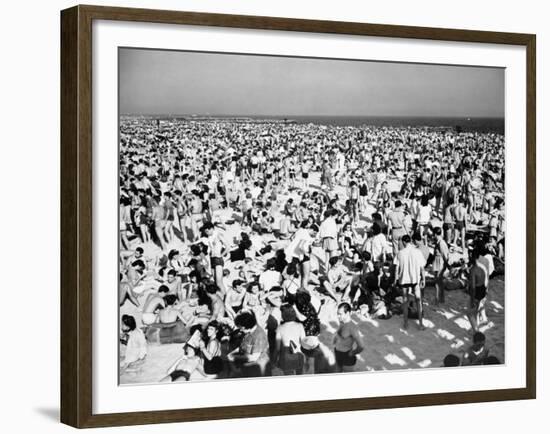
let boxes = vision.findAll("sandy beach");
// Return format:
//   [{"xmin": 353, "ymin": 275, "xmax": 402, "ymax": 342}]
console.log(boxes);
[{"xmin": 120, "ymin": 173, "xmax": 505, "ymax": 384}]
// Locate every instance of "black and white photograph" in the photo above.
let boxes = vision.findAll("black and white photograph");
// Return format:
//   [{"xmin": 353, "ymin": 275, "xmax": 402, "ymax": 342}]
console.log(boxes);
[{"xmin": 118, "ymin": 48, "xmax": 505, "ymax": 385}]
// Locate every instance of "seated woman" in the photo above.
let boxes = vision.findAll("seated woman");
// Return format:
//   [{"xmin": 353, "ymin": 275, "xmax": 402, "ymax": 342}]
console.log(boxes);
[
  {"xmin": 120, "ymin": 315, "xmax": 147, "ymax": 373},
  {"xmin": 198, "ymin": 321, "xmax": 224, "ymax": 377},
  {"xmin": 227, "ymin": 311, "xmax": 271, "ymax": 378},
  {"xmin": 275, "ymin": 304, "xmax": 306, "ymax": 375}
]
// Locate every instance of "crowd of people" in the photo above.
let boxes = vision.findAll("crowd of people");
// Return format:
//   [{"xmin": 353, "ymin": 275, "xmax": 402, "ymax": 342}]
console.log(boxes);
[{"xmin": 118, "ymin": 117, "xmax": 505, "ymax": 380}]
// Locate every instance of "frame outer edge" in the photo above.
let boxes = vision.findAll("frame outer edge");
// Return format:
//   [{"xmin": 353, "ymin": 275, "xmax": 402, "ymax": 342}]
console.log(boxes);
[
  {"xmin": 61, "ymin": 4, "xmax": 537, "ymax": 428},
  {"xmin": 525, "ymin": 34, "xmax": 536, "ymax": 398},
  {"xmin": 60, "ymin": 5, "xmax": 79, "ymax": 428}
]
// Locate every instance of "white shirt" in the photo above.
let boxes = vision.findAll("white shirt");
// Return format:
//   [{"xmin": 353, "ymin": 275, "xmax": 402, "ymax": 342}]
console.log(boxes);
[
  {"xmin": 259, "ymin": 270, "xmax": 281, "ymax": 292},
  {"xmin": 319, "ymin": 217, "xmax": 338, "ymax": 239},
  {"xmin": 395, "ymin": 245, "xmax": 425, "ymax": 285}
]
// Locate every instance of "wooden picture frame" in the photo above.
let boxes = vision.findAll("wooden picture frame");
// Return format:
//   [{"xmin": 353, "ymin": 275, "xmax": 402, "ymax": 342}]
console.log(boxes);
[{"xmin": 60, "ymin": 4, "xmax": 536, "ymax": 428}]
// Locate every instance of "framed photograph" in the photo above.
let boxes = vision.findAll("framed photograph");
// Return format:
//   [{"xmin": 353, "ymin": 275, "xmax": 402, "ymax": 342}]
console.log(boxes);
[{"xmin": 60, "ymin": 4, "xmax": 536, "ymax": 428}]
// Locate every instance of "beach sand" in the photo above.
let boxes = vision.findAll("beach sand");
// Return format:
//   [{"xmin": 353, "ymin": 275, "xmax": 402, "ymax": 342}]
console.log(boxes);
[{"xmin": 120, "ymin": 172, "xmax": 505, "ymax": 384}]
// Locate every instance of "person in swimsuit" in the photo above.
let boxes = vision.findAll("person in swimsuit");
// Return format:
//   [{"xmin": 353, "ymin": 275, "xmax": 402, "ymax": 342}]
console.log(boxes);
[
  {"xmin": 432, "ymin": 227, "xmax": 449, "ymax": 305},
  {"xmin": 160, "ymin": 344, "xmax": 205, "ymax": 382},
  {"xmin": 467, "ymin": 249, "xmax": 488, "ymax": 332},
  {"xmin": 198, "ymin": 321, "xmax": 224, "ymax": 377},
  {"xmin": 453, "ymin": 198, "xmax": 468, "ymax": 253},
  {"xmin": 333, "ymin": 302, "xmax": 364, "ymax": 372},
  {"xmin": 225, "ymin": 279, "xmax": 247, "ymax": 321},
  {"xmin": 202, "ymin": 222, "xmax": 229, "ymax": 295}
]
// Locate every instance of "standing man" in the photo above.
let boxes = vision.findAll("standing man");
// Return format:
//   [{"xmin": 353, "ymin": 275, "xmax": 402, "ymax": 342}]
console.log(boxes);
[
  {"xmin": 333, "ymin": 302, "xmax": 364, "ymax": 372},
  {"xmin": 394, "ymin": 234, "xmax": 426, "ymax": 330},
  {"xmin": 387, "ymin": 200, "xmax": 407, "ymax": 257},
  {"xmin": 432, "ymin": 226, "xmax": 450, "ymax": 305}
]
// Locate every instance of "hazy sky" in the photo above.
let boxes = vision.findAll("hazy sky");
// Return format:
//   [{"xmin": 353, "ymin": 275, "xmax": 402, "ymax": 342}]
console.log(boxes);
[{"xmin": 119, "ymin": 48, "xmax": 504, "ymax": 118}]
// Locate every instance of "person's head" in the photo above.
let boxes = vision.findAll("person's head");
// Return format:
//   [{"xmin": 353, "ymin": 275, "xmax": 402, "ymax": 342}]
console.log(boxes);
[
  {"xmin": 412, "ymin": 231, "xmax": 422, "ymax": 245},
  {"xmin": 443, "ymin": 354, "xmax": 461, "ymax": 367},
  {"xmin": 164, "ymin": 294, "xmax": 177, "ymax": 306},
  {"xmin": 337, "ymin": 302, "xmax": 352, "ymax": 323},
  {"xmin": 201, "ymin": 221, "xmax": 215, "ymax": 236},
  {"xmin": 190, "ymin": 244, "xmax": 202, "ymax": 256},
  {"xmin": 395, "ymin": 200, "xmax": 402, "ymax": 209},
  {"xmin": 421, "ymin": 195, "xmax": 429, "ymax": 206},
  {"xmin": 134, "ymin": 247, "xmax": 144, "ymax": 257},
  {"xmin": 247, "ymin": 282, "xmax": 260, "ymax": 295},
  {"xmin": 121, "ymin": 314, "xmax": 137, "ymax": 332},
  {"xmin": 234, "ymin": 311, "xmax": 257, "ymax": 331},
  {"xmin": 158, "ymin": 284, "xmax": 169, "ymax": 295},
  {"xmin": 294, "ymin": 290, "xmax": 311, "ymax": 309},
  {"xmin": 131, "ymin": 259, "xmax": 145, "ymax": 271},
  {"xmin": 329, "ymin": 256, "xmax": 341, "ymax": 268},
  {"xmin": 372, "ymin": 223, "xmax": 382, "ymax": 236},
  {"xmin": 472, "ymin": 331, "xmax": 486, "ymax": 350},
  {"xmin": 167, "ymin": 269, "xmax": 177, "ymax": 282},
  {"xmin": 280, "ymin": 304, "xmax": 298, "ymax": 323},
  {"xmin": 401, "ymin": 234, "xmax": 412, "ymax": 246},
  {"xmin": 265, "ymin": 258, "xmax": 276, "ymax": 271},
  {"xmin": 232, "ymin": 279, "xmax": 246, "ymax": 293},
  {"xmin": 205, "ymin": 283, "xmax": 218, "ymax": 295},
  {"xmin": 168, "ymin": 249, "xmax": 179, "ymax": 261},
  {"xmin": 206, "ymin": 321, "xmax": 220, "ymax": 340},
  {"xmin": 433, "ymin": 226, "xmax": 443, "ymax": 238}
]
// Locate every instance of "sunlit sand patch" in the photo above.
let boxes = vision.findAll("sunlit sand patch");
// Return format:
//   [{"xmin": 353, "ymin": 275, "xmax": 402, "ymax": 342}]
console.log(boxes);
[
  {"xmin": 365, "ymin": 318, "xmax": 380, "ymax": 328},
  {"xmin": 384, "ymin": 335, "xmax": 395, "ymax": 343},
  {"xmin": 399, "ymin": 328, "xmax": 410, "ymax": 336},
  {"xmin": 417, "ymin": 359, "xmax": 432, "ymax": 368},
  {"xmin": 436, "ymin": 310, "xmax": 455, "ymax": 320},
  {"xmin": 451, "ymin": 339, "xmax": 465, "ymax": 349},
  {"xmin": 449, "ymin": 308, "xmax": 460, "ymax": 314},
  {"xmin": 436, "ymin": 329, "xmax": 456, "ymax": 340},
  {"xmin": 490, "ymin": 301, "xmax": 504, "ymax": 311},
  {"xmin": 385, "ymin": 353, "xmax": 407, "ymax": 367},
  {"xmin": 401, "ymin": 347, "xmax": 416, "ymax": 361},
  {"xmin": 454, "ymin": 317, "xmax": 472, "ymax": 331},
  {"xmin": 356, "ymin": 354, "xmax": 365, "ymax": 362},
  {"xmin": 478, "ymin": 321, "xmax": 495, "ymax": 333},
  {"xmin": 422, "ymin": 319, "xmax": 435, "ymax": 329}
]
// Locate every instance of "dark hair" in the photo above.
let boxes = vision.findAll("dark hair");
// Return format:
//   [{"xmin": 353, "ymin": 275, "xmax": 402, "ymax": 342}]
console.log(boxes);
[
  {"xmin": 412, "ymin": 231, "xmax": 422, "ymax": 242},
  {"xmin": 167, "ymin": 269, "xmax": 177, "ymax": 277},
  {"xmin": 286, "ymin": 262, "xmax": 299, "ymax": 277},
  {"xmin": 295, "ymin": 291, "xmax": 311, "ymax": 308},
  {"xmin": 205, "ymin": 283, "xmax": 219, "ymax": 294},
  {"xmin": 433, "ymin": 226, "xmax": 442, "ymax": 236},
  {"xmin": 338, "ymin": 302, "xmax": 352, "ymax": 313},
  {"xmin": 281, "ymin": 304, "xmax": 298, "ymax": 322},
  {"xmin": 168, "ymin": 249, "xmax": 179, "ymax": 260},
  {"xmin": 158, "ymin": 285, "xmax": 169, "ymax": 294},
  {"xmin": 372, "ymin": 223, "xmax": 382, "ymax": 236},
  {"xmin": 329, "ymin": 256, "xmax": 340, "ymax": 267},
  {"xmin": 473, "ymin": 331, "xmax": 486, "ymax": 345},
  {"xmin": 121, "ymin": 314, "xmax": 137, "ymax": 331},
  {"xmin": 395, "ymin": 200, "xmax": 402, "ymax": 208},
  {"xmin": 164, "ymin": 294, "xmax": 177, "ymax": 306},
  {"xmin": 190, "ymin": 244, "xmax": 202, "ymax": 256},
  {"xmin": 443, "ymin": 354, "xmax": 461, "ymax": 367},
  {"xmin": 131, "ymin": 259, "xmax": 145, "ymax": 269},
  {"xmin": 135, "ymin": 247, "xmax": 144, "ymax": 254},
  {"xmin": 401, "ymin": 234, "xmax": 412, "ymax": 245},
  {"xmin": 235, "ymin": 311, "xmax": 257, "ymax": 330}
]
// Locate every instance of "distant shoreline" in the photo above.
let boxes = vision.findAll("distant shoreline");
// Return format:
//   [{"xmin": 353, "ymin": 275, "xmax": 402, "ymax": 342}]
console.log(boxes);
[{"xmin": 120, "ymin": 114, "xmax": 505, "ymax": 134}]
